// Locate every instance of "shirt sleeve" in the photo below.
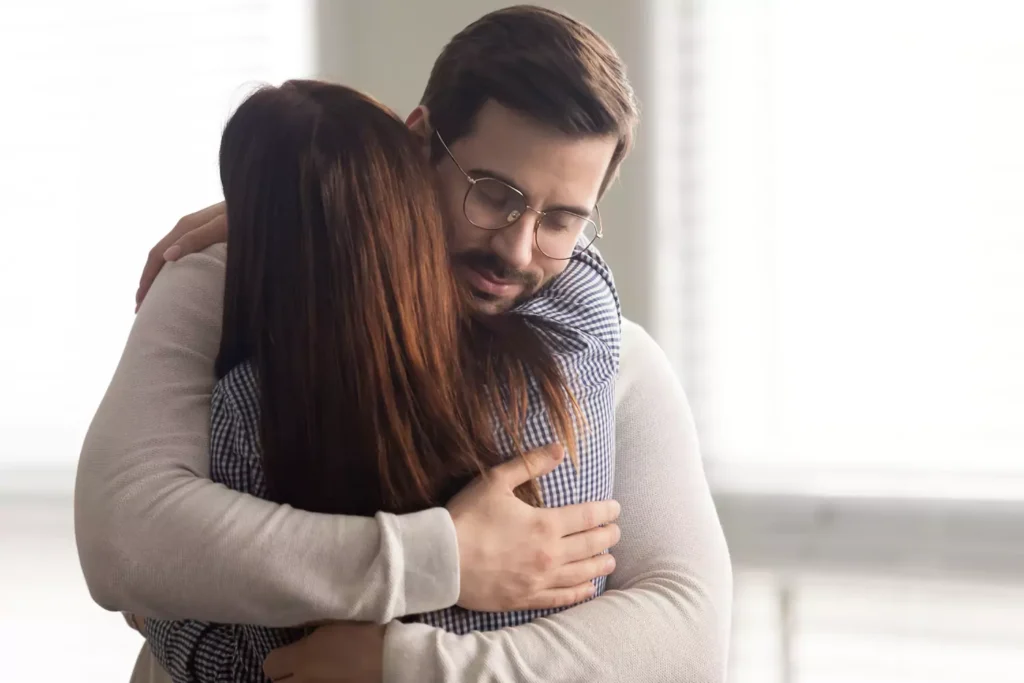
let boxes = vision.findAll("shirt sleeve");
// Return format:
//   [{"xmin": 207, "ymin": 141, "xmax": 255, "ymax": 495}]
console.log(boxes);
[
  {"xmin": 381, "ymin": 323, "xmax": 734, "ymax": 683},
  {"xmin": 142, "ymin": 619, "xmax": 237, "ymax": 683},
  {"xmin": 74, "ymin": 244, "xmax": 461, "ymax": 626},
  {"xmin": 512, "ymin": 249, "xmax": 621, "ymax": 384}
]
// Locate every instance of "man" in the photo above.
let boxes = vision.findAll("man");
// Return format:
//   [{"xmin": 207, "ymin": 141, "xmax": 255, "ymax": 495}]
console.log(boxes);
[{"xmin": 76, "ymin": 6, "xmax": 732, "ymax": 682}]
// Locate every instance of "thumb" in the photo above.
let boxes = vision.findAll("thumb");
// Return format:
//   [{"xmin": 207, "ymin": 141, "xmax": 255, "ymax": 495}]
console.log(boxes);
[
  {"xmin": 262, "ymin": 641, "xmax": 296, "ymax": 682},
  {"xmin": 494, "ymin": 443, "xmax": 565, "ymax": 489}
]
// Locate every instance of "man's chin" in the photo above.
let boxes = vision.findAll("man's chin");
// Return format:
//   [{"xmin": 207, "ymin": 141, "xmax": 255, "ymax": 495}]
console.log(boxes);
[{"xmin": 466, "ymin": 291, "xmax": 515, "ymax": 314}]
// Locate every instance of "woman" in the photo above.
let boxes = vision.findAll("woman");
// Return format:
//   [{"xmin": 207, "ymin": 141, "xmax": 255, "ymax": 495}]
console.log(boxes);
[{"xmin": 142, "ymin": 80, "xmax": 620, "ymax": 682}]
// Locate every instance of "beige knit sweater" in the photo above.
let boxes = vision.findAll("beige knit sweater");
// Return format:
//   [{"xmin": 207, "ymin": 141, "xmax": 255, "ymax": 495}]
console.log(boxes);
[{"xmin": 75, "ymin": 244, "xmax": 732, "ymax": 682}]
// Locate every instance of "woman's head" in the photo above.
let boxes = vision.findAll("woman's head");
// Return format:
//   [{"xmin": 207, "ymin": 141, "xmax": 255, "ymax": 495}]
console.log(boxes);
[
  {"xmin": 218, "ymin": 81, "xmax": 475, "ymax": 513},
  {"xmin": 218, "ymin": 81, "xmax": 459, "ymax": 377},
  {"xmin": 217, "ymin": 80, "xmax": 577, "ymax": 515}
]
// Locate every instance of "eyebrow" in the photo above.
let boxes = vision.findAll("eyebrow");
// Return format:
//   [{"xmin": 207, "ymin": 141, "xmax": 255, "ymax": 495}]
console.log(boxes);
[{"xmin": 467, "ymin": 167, "xmax": 596, "ymax": 218}]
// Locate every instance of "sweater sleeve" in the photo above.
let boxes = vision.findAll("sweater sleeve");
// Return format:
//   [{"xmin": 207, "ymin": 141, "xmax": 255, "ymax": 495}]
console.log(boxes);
[
  {"xmin": 381, "ymin": 321, "xmax": 733, "ymax": 683},
  {"xmin": 74, "ymin": 244, "xmax": 460, "ymax": 626}
]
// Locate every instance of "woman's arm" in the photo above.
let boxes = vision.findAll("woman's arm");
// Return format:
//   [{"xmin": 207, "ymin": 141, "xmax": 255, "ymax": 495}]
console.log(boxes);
[
  {"xmin": 380, "ymin": 321, "xmax": 733, "ymax": 683},
  {"xmin": 75, "ymin": 244, "xmax": 460, "ymax": 626}
]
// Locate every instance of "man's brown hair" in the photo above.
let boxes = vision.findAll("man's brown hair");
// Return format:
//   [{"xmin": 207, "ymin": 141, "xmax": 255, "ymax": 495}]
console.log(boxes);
[{"xmin": 421, "ymin": 5, "xmax": 640, "ymax": 195}]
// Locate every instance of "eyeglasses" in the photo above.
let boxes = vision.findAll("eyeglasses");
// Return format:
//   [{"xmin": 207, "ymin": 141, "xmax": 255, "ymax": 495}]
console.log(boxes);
[{"xmin": 435, "ymin": 131, "xmax": 602, "ymax": 260}]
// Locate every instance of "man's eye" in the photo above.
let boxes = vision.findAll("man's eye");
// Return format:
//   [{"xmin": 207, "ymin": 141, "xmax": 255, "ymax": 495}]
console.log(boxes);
[
  {"xmin": 544, "ymin": 212, "xmax": 582, "ymax": 232},
  {"xmin": 481, "ymin": 190, "xmax": 506, "ymax": 206},
  {"xmin": 473, "ymin": 181, "xmax": 515, "ymax": 207}
]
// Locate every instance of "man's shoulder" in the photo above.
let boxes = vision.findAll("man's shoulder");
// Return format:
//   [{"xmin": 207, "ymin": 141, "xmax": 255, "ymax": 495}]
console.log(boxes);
[
  {"xmin": 619, "ymin": 318, "xmax": 663, "ymax": 373},
  {"xmin": 615, "ymin": 318, "xmax": 676, "ymax": 408},
  {"xmin": 620, "ymin": 318, "xmax": 653, "ymax": 355}
]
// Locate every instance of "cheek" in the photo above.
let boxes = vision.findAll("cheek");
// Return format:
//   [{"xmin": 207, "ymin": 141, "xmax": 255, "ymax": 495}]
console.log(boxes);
[
  {"xmin": 538, "ymin": 258, "xmax": 570, "ymax": 288},
  {"xmin": 437, "ymin": 177, "xmax": 479, "ymax": 251},
  {"xmin": 446, "ymin": 212, "xmax": 488, "ymax": 254}
]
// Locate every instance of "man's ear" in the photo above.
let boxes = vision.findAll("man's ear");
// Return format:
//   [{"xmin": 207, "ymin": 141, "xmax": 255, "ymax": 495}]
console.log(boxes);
[{"xmin": 405, "ymin": 105, "xmax": 433, "ymax": 156}]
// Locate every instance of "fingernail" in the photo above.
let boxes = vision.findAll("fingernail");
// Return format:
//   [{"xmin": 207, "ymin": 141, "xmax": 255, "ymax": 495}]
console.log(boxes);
[
  {"xmin": 163, "ymin": 245, "xmax": 182, "ymax": 261},
  {"xmin": 604, "ymin": 556, "xmax": 616, "ymax": 572},
  {"xmin": 587, "ymin": 583, "xmax": 597, "ymax": 596}
]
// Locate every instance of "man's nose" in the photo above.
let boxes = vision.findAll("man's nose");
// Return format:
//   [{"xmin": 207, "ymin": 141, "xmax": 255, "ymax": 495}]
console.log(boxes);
[{"xmin": 489, "ymin": 214, "xmax": 537, "ymax": 271}]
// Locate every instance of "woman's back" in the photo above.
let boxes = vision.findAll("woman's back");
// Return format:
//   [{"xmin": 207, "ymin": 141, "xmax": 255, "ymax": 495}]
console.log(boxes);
[
  {"xmin": 214, "ymin": 80, "xmax": 504, "ymax": 517},
  {"xmin": 214, "ymin": 246, "xmax": 619, "ymax": 635}
]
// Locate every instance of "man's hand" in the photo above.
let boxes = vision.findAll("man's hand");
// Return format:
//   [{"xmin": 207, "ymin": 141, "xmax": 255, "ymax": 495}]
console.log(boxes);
[
  {"xmin": 263, "ymin": 623, "xmax": 385, "ymax": 683},
  {"xmin": 136, "ymin": 202, "xmax": 227, "ymax": 310},
  {"xmin": 449, "ymin": 444, "xmax": 621, "ymax": 612}
]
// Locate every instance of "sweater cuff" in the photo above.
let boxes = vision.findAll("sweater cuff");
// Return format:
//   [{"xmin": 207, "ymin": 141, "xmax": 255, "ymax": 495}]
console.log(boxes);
[
  {"xmin": 392, "ymin": 507, "xmax": 461, "ymax": 615},
  {"xmin": 382, "ymin": 621, "xmax": 450, "ymax": 683}
]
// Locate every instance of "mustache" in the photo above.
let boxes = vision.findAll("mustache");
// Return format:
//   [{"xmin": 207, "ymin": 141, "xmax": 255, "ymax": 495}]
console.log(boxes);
[{"xmin": 452, "ymin": 250, "xmax": 539, "ymax": 288}]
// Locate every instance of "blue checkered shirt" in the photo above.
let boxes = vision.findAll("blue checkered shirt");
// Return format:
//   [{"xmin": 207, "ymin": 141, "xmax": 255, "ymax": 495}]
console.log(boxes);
[{"xmin": 145, "ymin": 249, "xmax": 620, "ymax": 683}]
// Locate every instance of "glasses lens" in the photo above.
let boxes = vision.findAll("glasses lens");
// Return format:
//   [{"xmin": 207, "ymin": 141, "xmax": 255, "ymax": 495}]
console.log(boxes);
[
  {"xmin": 537, "ymin": 212, "xmax": 599, "ymax": 260},
  {"xmin": 465, "ymin": 178, "xmax": 527, "ymax": 230}
]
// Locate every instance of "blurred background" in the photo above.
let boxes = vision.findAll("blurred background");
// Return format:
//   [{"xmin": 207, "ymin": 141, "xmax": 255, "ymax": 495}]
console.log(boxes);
[{"xmin": 2, "ymin": 1, "xmax": 1023, "ymax": 681}]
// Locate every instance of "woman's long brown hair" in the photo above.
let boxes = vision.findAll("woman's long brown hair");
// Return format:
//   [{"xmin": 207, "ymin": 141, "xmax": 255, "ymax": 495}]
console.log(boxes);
[{"xmin": 216, "ymin": 80, "xmax": 579, "ymax": 515}]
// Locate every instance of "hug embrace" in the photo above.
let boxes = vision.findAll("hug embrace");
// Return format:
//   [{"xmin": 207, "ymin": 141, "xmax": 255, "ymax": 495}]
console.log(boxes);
[{"xmin": 76, "ymin": 6, "xmax": 731, "ymax": 683}]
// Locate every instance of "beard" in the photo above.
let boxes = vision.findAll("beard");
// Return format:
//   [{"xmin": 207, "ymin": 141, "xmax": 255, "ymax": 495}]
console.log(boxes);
[{"xmin": 451, "ymin": 249, "xmax": 542, "ymax": 312}]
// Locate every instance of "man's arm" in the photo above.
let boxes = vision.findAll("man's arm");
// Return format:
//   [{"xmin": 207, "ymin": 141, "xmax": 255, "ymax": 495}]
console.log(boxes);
[
  {"xmin": 379, "ymin": 321, "xmax": 733, "ymax": 682},
  {"xmin": 76, "ymin": 242, "xmax": 621, "ymax": 626},
  {"xmin": 76, "ymin": 244, "xmax": 456, "ymax": 625}
]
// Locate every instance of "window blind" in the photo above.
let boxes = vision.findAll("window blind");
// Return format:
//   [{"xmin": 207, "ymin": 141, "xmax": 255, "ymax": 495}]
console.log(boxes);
[
  {"xmin": 729, "ymin": 571, "xmax": 1024, "ymax": 683},
  {"xmin": 0, "ymin": 1, "xmax": 313, "ymax": 466},
  {"xmin": 688, "ymin": 0, "xmax": 1024, "ymax": 498}
]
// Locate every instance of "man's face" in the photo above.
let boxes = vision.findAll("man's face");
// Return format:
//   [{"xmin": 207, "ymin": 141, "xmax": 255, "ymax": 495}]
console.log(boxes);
[{"xmin": 422, "ymin": 101, "xmax": 617, "ymax": 314}]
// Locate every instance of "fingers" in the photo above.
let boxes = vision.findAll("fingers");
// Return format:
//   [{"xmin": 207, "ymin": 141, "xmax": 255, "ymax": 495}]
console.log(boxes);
[
  {"xmin": 552, "ymin": 498, "xmax": 621, "ymax": 536},
  {"xmin": 262, "ymin": 643, "xmax": 296, "ymax": 681},
  {"xmin": 167, "ymin": 214, "xmax": 228, "ymax": 260},
  {"xmin": 136, "ymin": 202, "xmax": 226, "ymax": 308},
  {"xmin": 136, "ymin": 248, "xmax": 171, "ymax": 309},
  {"xmin": 122, "ymin": 612, "xmax": 143, "ymax": 632},
  {"xmin": 521, "ymin": 581, "xmax": 601, "ymax": 611},
  {"xmin": 179, "ymin": 201, "xmax": 227, "ymax": 235},
  {"xmin": 558, "ymin": 523, "xmax": 621, "ymax": 564},
  {"xmin": 550, "ymin": 552, "xmax": 617, "ymax": 589},
  {"xmin": 135, "ymin": 209, "xmax": 228, "ymax": 310},
  {"xmin": 494, "ymin": 443, "xmax": 565, "ymax": 488}
]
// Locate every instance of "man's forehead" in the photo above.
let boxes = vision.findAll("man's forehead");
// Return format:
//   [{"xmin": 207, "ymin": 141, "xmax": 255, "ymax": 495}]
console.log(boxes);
[{"xmin": 452, "ymin": 105, "xmax": 616, "ymax": 210}]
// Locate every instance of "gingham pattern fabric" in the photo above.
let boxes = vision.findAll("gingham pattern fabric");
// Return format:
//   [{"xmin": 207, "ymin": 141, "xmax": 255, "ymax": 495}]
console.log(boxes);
[{"xmin": 145, "ymin": 249, "xmax": 620, "ymax": 683}]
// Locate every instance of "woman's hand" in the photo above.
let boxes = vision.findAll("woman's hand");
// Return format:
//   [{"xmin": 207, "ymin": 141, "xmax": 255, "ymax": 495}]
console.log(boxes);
[
  {"xmin": 122, "ymin": 612, "xmax": 144, "ymax": 632},
  {"xmin": 263, "ymin": 622, "xmax": 386, "ymax": 683},
  {"xmin": 136, "ymin": 202, "xmax": 227, "ymax": 310}
]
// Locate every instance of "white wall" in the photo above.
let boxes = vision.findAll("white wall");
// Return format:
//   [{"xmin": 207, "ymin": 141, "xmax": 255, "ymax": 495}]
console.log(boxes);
[{"xmin": 1, "ymin": 497, "xmax": 143, "ymax": 682}]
